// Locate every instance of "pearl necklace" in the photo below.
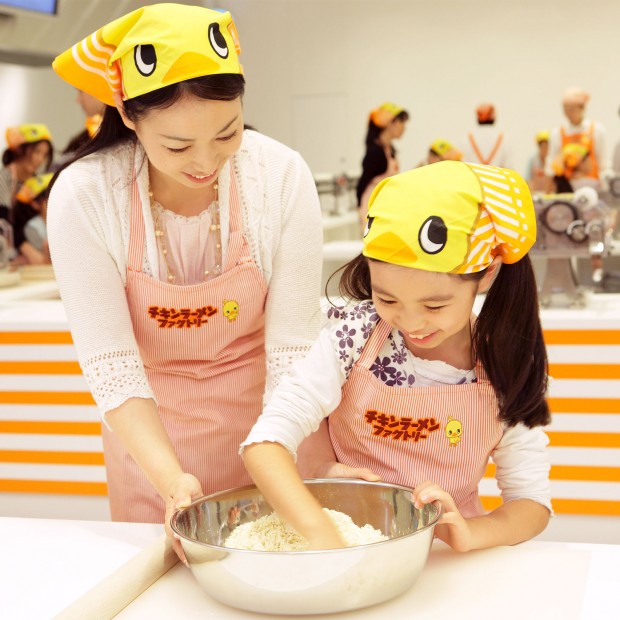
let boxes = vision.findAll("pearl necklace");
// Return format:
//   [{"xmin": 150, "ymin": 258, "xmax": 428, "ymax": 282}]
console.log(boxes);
[{"xmin": 149, "ymin": 182, "xmax": 222, "ymax": 283}]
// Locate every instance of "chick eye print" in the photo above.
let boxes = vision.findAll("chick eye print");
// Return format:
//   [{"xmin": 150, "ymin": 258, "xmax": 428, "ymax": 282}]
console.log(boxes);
[
  {"xmin": 363, "ymin": 216, "xmax": 374, "ymax": 238},
  {"xmin": 208, "ymin": 23, "xmax": 229, "ymax": 58},
  {"xmin": 418, "ymin": 215, "xmax": 447, "ymax": 255},
  {"xmin": 134, "ymin": 44, "xmax": 157, "ymax": 76}
]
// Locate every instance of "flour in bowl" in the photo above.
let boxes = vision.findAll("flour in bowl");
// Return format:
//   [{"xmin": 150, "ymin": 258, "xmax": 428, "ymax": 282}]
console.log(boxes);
[{"xmin": 223, "ymin": 508, "xmax": 388, "ymax": 551}]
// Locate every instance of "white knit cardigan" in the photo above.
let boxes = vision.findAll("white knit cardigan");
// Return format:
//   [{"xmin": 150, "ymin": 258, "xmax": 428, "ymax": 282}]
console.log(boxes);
[{"xmin": 47, "ymin": 129, "xmax": 324, "ymax": 414}]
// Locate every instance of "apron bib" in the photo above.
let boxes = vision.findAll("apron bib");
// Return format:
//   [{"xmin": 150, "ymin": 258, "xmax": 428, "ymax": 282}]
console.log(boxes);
[
  {"xmin": 328, "ymin": 320, "xmax": 504, "ymax": 517},
  {"xmin": 102, "ymin": 163, "xmax": 267, "ymax": 522}
]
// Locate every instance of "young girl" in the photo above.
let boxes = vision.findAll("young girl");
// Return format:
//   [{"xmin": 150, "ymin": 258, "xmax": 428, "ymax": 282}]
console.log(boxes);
[
  {"xmin": 11, "ymin": 172, "xmax": 52, "ymax": 265},
  {"xmin": 242, "ymin": 160, "xmax": 552, "ymax": 552}
]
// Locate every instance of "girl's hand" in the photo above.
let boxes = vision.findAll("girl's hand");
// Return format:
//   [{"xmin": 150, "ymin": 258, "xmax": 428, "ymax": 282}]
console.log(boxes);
[
  {"xmin": 164, "ymin": 472, "xmax": 204, "ymax": 565},
  {"xmin": 412, "ymin": 480, "xmax": 473, "ymax": 552},
  {"xmin": 312, "ymin": 459, "xmax": 382, "ymax": 483}
]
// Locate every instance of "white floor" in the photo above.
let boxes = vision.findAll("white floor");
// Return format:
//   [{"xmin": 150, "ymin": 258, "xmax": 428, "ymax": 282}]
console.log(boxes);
[{"xmin": 2, "ymin": 493, "xmax": 618, "ymax": 546}]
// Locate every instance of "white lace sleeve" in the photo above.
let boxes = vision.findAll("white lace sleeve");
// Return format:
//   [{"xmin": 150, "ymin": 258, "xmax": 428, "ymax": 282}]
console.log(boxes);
[
  {"xmin": 47, "ymin": 149, "xmax": 156, "ymax": 416},
  {"xmin": 81, "ymin": 350, "xmax": 155, "ymax": 414}
]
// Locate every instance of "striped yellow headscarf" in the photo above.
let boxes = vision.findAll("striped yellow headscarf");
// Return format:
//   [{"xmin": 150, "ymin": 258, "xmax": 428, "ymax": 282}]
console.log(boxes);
[
  {"xmin": 363, "ymin": 161, "xmax": 536, "ymax": 274},
  {"xmin": 6, "ymin": 124, "xmax": 52, "ymax": 150},
  {"xmin": 15, "ymin": 173, "xmax": 54, "ymax": 204},
  {"xmin": 52, "ymin": 3, "xmax": 242, "ymax": 107}
]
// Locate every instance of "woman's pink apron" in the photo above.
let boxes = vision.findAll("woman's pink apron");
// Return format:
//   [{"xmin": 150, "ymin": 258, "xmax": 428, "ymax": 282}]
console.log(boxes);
[
  {"xmin": 328, "ymin": 320, "xmax": 504, "ymax": 517},
  {"xmin": 101, "ymin": 167, "xmax": 269, "ymax": 522}
]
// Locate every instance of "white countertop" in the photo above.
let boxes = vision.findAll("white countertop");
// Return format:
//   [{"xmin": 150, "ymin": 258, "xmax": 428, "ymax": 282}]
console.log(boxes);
[{"xmin": 1, "ymin": 516, "xmax": 617, "ymax": 619}]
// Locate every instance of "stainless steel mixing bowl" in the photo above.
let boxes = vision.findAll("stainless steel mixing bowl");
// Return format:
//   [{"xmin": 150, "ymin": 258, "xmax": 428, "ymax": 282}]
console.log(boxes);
[{"xmin": 171, "ymin": 479, "xmax": 441, "ymax": 615}]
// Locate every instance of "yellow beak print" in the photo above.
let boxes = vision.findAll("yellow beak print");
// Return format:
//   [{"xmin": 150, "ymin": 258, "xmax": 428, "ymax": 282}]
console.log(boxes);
[
  {"xmin": 223, "ymin": 300, "xmax": 239, "ymax": 322},
  {"xmin": 52, "ymin": 3, "xmax": 243, "ymax": 107},
  {"xmin": 445, "ymin": 416, "xmax": 463, "ymax": 447}
]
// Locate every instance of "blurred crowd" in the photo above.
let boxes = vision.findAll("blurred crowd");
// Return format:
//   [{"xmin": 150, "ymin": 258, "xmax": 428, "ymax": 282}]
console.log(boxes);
[{"xmin": 0, "ymin": 90, "xmax": 103, "ymax": 267}]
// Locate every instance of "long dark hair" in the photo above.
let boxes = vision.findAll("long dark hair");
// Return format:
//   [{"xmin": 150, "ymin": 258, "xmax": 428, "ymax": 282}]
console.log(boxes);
[
  {"xmin": 51, "ymin": 74, "xmax": 245, "ymax": 182},
  {"xmin": 2, "ymin": 140, "xmax": 54, "ymax": 170},
  {"xmin": 333, "ymin": 254, "xmax": 550, "ymax": 429}
]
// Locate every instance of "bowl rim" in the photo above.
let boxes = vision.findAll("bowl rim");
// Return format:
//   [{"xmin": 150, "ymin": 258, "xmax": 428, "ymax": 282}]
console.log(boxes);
[{"xmin": 170, "ymin": 478, "xmax": 443, "ymax": 555}]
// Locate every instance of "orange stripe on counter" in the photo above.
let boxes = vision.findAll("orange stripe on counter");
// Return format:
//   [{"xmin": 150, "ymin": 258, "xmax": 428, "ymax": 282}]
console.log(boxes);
[
  {"xmin": 0, "ymin": 479, "xmax": 107, "ymax": 495},
  {"xmin": 0, "ymin": 392, "xmax": 95, "ymax": 405},
  {"xmin": 0, "ymin": 421, "xmax": 101, "ymax": 435},
  {"xmin": 485, "ymin": 464, "xmax": 620, "ymax": 482},
  {"xmin": 548, "ymin": 364, "xmax": 620, "ymax": 379},
  {"xmin": 0, "ymin": 361, "xmax": 82, "ymax": 375},
  {"xmin": 481, "ymin": 496, "xmax": 620, "ymax": 516},
  {"xmin": 0, "ymin": 332, "xmax": 74, "ymax": 345},
  {"xmin": 544, "ymin": 330, "xmax": 620, "ymax": 345},
  {"xmin": 0, "ymin": 450, "xmax": 104, "ymax": 465},
  {"xmin": 547, "ymin": 398, "xmax": 620, "ymax": 414},
  {"xmin": 546, "ymin": 431, "xmax": 620, "ymax": 448}
]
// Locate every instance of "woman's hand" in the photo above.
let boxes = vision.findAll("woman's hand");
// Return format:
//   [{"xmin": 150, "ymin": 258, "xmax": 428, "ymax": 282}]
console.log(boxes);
[
  {"xmin": 412, "ymin": 480, "xmax": 473, "ymax": 552},
  {"xmin": 164, "ymin": 472, "xmax": 204, "ymax": 565}
]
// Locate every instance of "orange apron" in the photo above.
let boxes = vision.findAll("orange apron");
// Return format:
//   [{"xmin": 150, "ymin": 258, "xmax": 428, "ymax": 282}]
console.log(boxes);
[
  {"xmin": 328, "ymin": 320, "xmax": 503, "ymax": 518},
  {"xmin": 101, "ymin": 163, "xmax": 268, "ymax": 522},
  {"xmin": 560, "ymin": 123, "xmax": 599, "ymax": 179},
  {"xmin": 468, "ymin": 131, "xmax": 503, "ymax": 166}
]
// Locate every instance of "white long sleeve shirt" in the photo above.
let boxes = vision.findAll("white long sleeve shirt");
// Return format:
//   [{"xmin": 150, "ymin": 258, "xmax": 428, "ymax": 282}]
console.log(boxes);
[
  {"xmin": 47, "ymin": 130, "xmax": 324, "ymax": 415},
  {"xmin": 243, "ymin": 301, "xmax": 553, "ymax": 512}
]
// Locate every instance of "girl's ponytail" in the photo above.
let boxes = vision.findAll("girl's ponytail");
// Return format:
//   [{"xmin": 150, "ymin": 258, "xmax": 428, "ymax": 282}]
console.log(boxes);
[{"xmin": 474, "ymin": 255, "xmax": 550, "ymax": 428}]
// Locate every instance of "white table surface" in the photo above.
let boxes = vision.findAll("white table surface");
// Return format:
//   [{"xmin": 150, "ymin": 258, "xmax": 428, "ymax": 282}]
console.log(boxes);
[{"xmin": 1, "ymin": 516, "xmax": 617, "ymax": 620}]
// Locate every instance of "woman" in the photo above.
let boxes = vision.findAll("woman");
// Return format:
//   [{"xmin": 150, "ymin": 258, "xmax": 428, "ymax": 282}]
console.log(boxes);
[
  {"xmin": 355, "ymin": 102, "xmax": 409, "ymax": 223},
  {"xmin": 48, "ymin": 3, "xmax": 334, "ymax": 557},
  {"xmin": 1, "ymin": 124, "xmax": 53, "ymax": 222}
]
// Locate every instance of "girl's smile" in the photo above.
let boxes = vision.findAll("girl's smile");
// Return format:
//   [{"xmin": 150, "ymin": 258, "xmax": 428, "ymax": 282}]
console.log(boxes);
[{"xmin": 368, "ymin": 259, "xmax": 494, "ymax": 369}]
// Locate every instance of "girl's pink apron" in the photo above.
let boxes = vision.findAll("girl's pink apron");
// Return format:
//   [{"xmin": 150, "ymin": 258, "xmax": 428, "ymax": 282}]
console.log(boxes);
[
  {"xmin": 101, "ymin": 167, "xmax": 268, "ymax": 522},
  {"xmin": 328, "ymin": 320, "xmax": 504, "ymax": 518}
]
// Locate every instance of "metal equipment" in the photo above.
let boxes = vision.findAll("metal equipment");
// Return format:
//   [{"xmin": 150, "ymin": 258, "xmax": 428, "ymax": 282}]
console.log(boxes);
[{"xmin": 531, "ymin": 187, "xmax": 618, "ymax": 307}]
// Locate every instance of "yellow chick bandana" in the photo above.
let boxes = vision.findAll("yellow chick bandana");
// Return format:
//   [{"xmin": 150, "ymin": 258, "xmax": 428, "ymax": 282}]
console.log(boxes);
[
  {"xmin": 15, "ymin": 173, "xmax": 53, "ymax": 204},
  {"xmin": 363, "ymin": 161, "xmax": 536, "ymax": 274},
  {"xmin": 370, "ymin": 102, "xmax": 404, "ymax": 128},
  {"xmin": 535, "ymin": 130, "xmax": 549, "ymax": 144},
  {"xmin": 430, "ymin": 139, "xmax": 463, "ymax": 161},
  {"xmin": 52, "ymin": 3, "xmax": 242, "ymax": 107},
  {"xmin": 6, "ymin": 124, "xmax": 52, "ymax": 150}
]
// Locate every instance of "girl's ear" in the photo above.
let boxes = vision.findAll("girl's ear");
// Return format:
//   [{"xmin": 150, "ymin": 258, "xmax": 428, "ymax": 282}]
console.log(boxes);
[
  {"xmin": 477, "ymin": 256, "xmax": 503, "ymax": 294},
  {"xmin": 112, "ymin": 92, "xmax": 136, "ymax": 131}
]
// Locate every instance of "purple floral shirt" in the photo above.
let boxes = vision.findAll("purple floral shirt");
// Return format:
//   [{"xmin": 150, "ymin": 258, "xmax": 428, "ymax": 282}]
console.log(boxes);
[{"xmin": 325, "ymin": 300, "xmax": 476, "ymax": 387}]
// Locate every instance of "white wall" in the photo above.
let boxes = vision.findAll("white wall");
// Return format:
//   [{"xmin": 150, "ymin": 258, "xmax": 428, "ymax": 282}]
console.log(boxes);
[
  {"xmin": 223, "ymin": 0, "xmax": 620, "ymax": 177},
  {"xmin": 2, "ymin": 0, "xmax": 620, "ymax": 176}
]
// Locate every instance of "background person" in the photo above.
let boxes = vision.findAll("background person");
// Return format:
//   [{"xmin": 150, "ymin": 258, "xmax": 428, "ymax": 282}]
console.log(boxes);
[
  {"xmin": 47, "ymin": 3, "xmax": 334, "ymax": 558},
  {"xmin": 545, "ymin": 87, "xmax": 606, "ymax": 182},
  {"xmin": 418, "ymin": 138, "xmax": 463, "ymax": 166},
  {"xmin": 461, "ymin": 103, "xmax": 512, "ymax": 168},
  {"xmin": 1, "ymin": 124, "xmax": 53, "ymax": 223},
  {"xmin": 11, "ymin": 172, "xmax": 53, "ymax": 265},
  {"xmin": 525, "ymin": 130, "xmax": 552, "ymax": 193},
  {"xmin": 242, "ymin": 161, "xmax": 551, "ymax": 552},
  {"xmin": 356, "ymin": 102, "xmax": 409, "ymax": 224}
]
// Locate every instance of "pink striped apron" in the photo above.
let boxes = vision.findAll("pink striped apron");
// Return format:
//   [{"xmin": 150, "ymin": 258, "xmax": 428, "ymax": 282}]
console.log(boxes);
[
  {"xmin": 329, "ymin": 320, "xmax": 504, "ymax": 517},
  {"xmin": 101, "ymin": 167, "xmax": 268, "ymax": 523}
]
